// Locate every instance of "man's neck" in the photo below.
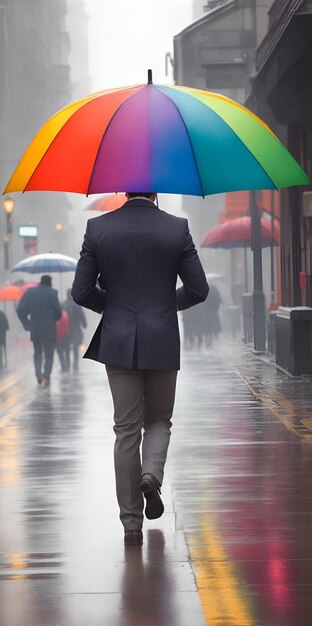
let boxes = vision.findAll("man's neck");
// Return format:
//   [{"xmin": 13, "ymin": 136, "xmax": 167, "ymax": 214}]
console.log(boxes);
[{"xmin": 127, "ymin": 196, "xmax": 155, "ymax": 203}]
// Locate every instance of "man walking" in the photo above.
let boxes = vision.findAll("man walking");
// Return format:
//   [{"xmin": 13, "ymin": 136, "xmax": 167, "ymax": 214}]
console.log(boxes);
[
  {"xmin": 17, "ymin": 275, "xmax": 62, "ymax": 386},
  {"xmin": 0, "ymin": 309, "xmax": 9, "ymax": 370},
  {"xmin": 72, "ymin": 193, "xmax": 208, "ymax": 545},
  {"xmin": 63, "ymin": 289, "xmax": 87, "ymax": 371}
]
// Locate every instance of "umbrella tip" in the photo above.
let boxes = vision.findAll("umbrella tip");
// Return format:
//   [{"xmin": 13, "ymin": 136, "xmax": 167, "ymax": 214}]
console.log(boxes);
[{"xmin": 147, "ymin": 69, "xmax": 153, "ymax": 84}]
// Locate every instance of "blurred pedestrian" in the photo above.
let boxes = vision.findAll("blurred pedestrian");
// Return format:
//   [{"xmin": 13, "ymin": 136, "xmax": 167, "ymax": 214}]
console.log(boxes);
[
  {"xmin": 63, "ymin": 289, "xmax": 87, "ymax": 371},
  {"xmin": 202, "ymin": 283, "xmax": 222, "ymax": 346},
  {"xmin": 56, "ymin": 309, "xmax": 70, "ymax": 373},
  {"xmin": 72, "ymin": 191, "xmax": 208, "ymax": 545},
  {"xmin": 229, "ymin": 281, "xmax": 243, "ymax": 338},
  {"xmin": 17, "ymin": 275, "xmax": 62, "ymax": 386},
  {"xmin": 0, "ymin": 309, "xmax": 9, "ymax": 370},
  {"xmin": 181, "ymin": 307, "xmax": 195, "ymax": 347},
  {"xmin": 182, "ymin": 305, "xmax": 205, "ymax": 347}
]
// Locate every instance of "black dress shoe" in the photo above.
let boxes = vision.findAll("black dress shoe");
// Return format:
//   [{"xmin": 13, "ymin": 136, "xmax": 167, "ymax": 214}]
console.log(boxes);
[
  {"xmin": 140, "ymin": 473, "xmax": 164, "ymax": 520},
  {"xmin": 124, "ymin": 530, "xmax": 143, "ymax": 545}
]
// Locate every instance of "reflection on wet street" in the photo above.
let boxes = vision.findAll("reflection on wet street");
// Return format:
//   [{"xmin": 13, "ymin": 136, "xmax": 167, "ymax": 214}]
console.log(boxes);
[
  {"xmin": 0, "ymin": 341, "xmax": 311, "ymax": 625},
  {"xmin": 171, "ymin": 346, "xmax": 312, "ymax": 626}
]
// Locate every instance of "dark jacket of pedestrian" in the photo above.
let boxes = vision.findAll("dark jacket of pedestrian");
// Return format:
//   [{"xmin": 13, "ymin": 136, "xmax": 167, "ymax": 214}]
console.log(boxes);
[
  {"xmin": 63, "ymin": 290, "xmax": 87, "ymax": 346},
  {"xmin": 0, "ymin": 310, "xmax": 9, "ymax": 345},
  {"xmin": 16, "ymin": 275, "xmax": 62, "ymax": 385},
  {"xmin": 72, "ymin": 198, "xmax": 209, "ymax": 370},
  {"xmin": 202, "ymin": 283, "xmax": 222, "ymax": 338},
  {"xmin": 17, "ymin": 280, "xmax": 62, "ymax": 341}
]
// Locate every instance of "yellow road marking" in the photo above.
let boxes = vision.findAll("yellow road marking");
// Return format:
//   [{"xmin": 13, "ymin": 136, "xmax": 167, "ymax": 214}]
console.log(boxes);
[
  {"xmin": 239, "ymin": 375, "xmax": 312, "ymax": 440},
  {"xmin": 0, "ymin": 403, "xmax": 25, "ymax": 429},
  {"xmin": 0, "ymin": 365, "xmax": 30, "ymax": 395},
  {"xmin": 301, "ymin": 417, "xmax": 312, "ymax": 431},
  {"xmin": 188, "ymin": 517, "xmax": 255, "ymax": 625},
  {"xmin": 0, "ymin": 366, "xmax": 32, "ymax": 428}
]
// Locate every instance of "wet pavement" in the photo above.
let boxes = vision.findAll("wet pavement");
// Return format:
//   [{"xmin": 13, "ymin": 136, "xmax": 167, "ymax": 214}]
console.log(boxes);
[{"xmin": 0, "ymin": 338, "xmax": 311, "ymax": 625}]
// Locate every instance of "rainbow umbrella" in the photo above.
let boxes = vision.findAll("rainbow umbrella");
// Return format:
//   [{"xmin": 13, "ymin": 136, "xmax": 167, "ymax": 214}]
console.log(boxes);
[{"xmin": 4, "ymin": 71, "xmax": 309, "ymax": 196}]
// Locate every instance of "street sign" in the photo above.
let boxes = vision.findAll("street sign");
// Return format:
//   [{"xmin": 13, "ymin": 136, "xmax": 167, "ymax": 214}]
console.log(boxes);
[{"xmin": 18, "ymin": 225, "xmax": 38, "ymax": 238}]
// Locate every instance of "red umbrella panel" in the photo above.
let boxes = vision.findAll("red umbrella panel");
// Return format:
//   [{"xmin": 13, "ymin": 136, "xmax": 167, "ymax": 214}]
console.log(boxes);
[
  {"xmin": 84, "ymin": 193, "xmax": 127, "ymax": 212},
  {"xmin": 200, "ymin": 216, "xmax": 280, "ymax": 293},
  {"xmin": 200, "ymin": 216, "xmax": 280, "ymax": 249}
]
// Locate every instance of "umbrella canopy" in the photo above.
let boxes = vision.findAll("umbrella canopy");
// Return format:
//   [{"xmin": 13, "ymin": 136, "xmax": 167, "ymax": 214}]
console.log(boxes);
[
  {"xmin": 4, "ymin": 72, "xmax": 309, "ymax": 197},
  {"xmin": 11, "ymin": 253, "xmax": 77, "ymax": 274},
  {"xmin": 200, "ymin": 216, "xmax": 280, "ymax": 249},
  {"xmin": 0, "ymin": 285, "xmax": 22, "ymax": 301},
  {"xmin": 85, "ymin": 193, "xmax": 127, "ymax": 212}
]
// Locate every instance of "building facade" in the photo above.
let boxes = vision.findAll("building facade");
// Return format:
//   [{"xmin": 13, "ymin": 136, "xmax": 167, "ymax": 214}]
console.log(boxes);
[
  {"xmin": 247, "ymin": 0, "xmax": 312, "ymax": 373},
  {"xmin": 247, "ymin": 0, "xmax": 312, "ymax": 308},
  {"xmin": 0, "ymin": 0, "xmax": 90, "ymax": 277},
  {"xmin": 174, "ymin": 0, "xmax": 312, "ymax": 371},
  {"xmin": 173, "ymin": 1, "xmax": 273, "ymax": 290}
]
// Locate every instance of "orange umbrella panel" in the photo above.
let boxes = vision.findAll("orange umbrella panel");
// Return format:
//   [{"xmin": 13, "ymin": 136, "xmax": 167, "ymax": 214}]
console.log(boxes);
[
  {"xmin": 85, "ymin": 193, "xmax": 127, "ymax": 212},
  {"xmin": 0, "ymin": 285, "xmax": 22, "ymax": 301}
]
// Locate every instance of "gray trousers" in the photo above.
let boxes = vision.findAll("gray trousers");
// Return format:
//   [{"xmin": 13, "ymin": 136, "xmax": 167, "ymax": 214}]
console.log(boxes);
[{"xmin": 105, "ymin": 366, "xmax": 177, "ymax": 531}]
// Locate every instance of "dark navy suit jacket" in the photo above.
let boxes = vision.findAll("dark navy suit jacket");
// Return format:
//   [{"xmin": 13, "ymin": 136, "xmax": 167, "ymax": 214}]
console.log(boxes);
[{"xmin": 72, "ymin": 199, "xmax": 209, "ymax": 370}]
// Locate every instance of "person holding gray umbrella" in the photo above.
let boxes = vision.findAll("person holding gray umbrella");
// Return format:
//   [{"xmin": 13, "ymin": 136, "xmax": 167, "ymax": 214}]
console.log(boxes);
[
  {"xmin": 11, "ymin": 252, "xmax": 78, "ymax": 301},
  {"xmin": 17, "ymin": 275, "xmax": 62, "ymax": 386}
]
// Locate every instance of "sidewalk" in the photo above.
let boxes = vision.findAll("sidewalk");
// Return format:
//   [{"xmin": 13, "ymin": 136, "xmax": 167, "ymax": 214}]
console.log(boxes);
[
  {"xmin": 169, "ymin": 340, "xmax": 312, "ymax": 626},
  {"xmin": 232, "ymin": 342, "xmax": 312, "ymax": 439},
  {"xmin": 0, "ymin": 338, "xmax": 311, "ymax": 626},
  {"xmin": 0, "ymin": 352, "xmax": 206, "ymax": 626}
]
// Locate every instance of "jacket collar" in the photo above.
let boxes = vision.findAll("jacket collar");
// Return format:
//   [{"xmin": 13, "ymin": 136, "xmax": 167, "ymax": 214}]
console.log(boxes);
[{"xmin": 122, "ymin": 198, "xmax": 158, "ymax": 209}]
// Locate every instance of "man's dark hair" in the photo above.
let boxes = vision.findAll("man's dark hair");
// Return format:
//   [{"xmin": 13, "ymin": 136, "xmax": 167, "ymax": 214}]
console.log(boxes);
[
  {"xmin": 40, "ymin": 275, "xmax": 52, "ymax": 286},
  {"xmin": 126, "ymin": 192, "xmax": 155, "ymax": 199}
]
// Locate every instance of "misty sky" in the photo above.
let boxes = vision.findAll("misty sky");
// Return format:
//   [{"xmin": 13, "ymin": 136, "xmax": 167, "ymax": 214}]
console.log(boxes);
[{"xmin": 87, "ymin": 0, "xmax": 193, "ymax": 90}]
